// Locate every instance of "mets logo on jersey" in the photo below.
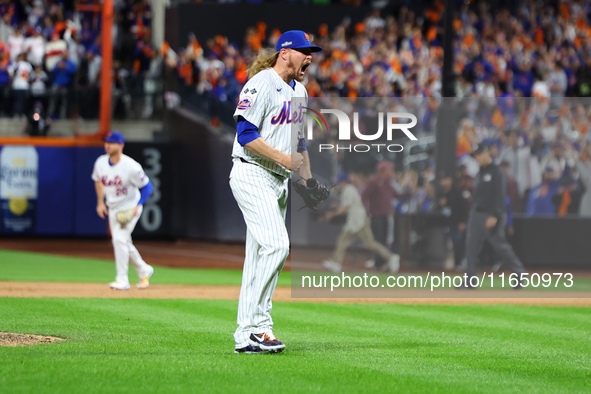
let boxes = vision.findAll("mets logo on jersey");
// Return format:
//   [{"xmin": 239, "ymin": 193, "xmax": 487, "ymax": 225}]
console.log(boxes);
[
  {"xmin": 101, "ymin": 175, "xmax": 123, "ymax": 186},
  {"xmin": 237, "ymin": 96, "xmax": 253, "ymax": 110},
  {"xmin": 271, "ymin": 101, "xmax": 306, "ymax": 125}
]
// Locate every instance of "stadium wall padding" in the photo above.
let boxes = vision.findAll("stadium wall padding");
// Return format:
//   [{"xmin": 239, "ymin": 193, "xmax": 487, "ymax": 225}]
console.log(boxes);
[
  {"xmin": 166, "ymin": 108, "xmax": 247, "ymax": 241},
  {"xmin": 512, "ymin": 216, "xmax": 591, "ymax": 268},
  {"xmin": 0, "ymin": 143, "xmax": 174, "ymax": 238}
]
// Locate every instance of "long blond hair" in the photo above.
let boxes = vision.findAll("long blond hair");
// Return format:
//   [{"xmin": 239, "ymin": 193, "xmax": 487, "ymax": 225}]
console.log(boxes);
[{"xmin": 247, "ymin": 48, "xmax": 280, "ymax": 78}]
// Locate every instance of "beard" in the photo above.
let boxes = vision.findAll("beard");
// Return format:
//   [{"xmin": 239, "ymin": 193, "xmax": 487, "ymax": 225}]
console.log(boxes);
[{"xmin": 287, "ymin": 55, "xmax": 307, "ymax": 82}]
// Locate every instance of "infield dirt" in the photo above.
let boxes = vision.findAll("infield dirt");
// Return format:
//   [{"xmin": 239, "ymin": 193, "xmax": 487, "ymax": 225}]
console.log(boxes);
[
  {"xmin": 1, "ymin": 281, "xmax": 590, "ymax": 306},
  {"xmin": 0, "ymin": 332, "xmax": 65, "ymax": 347}
]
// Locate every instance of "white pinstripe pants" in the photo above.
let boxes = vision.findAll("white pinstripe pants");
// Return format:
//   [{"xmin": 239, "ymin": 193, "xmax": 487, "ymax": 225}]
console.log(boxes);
[{"xmin": 229, "ymin": 160, "xmax": 289, "ymax": 348}]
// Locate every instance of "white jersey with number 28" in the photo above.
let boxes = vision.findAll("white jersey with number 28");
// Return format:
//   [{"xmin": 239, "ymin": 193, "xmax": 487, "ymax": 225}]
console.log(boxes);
[{"xmin": 91, "ymin": 154, "xmax": 149, "ymax": 211}]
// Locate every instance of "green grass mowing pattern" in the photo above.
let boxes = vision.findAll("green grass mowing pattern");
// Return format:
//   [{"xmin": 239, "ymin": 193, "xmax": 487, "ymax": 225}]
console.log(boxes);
[
  {"xmin": 0, "ymin": 298, "xmax": 590, "ymax": 393},
  {"xmin": 0, "ymin": 249, "xmax": 290, "ymax": 286},
  {"xmin": 2, "ymin": 249, "xmax": 590, "ymax": 292}
]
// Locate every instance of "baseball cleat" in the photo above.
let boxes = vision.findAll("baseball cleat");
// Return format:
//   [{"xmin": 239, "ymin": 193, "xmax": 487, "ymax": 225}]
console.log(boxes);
[
  {"xmin": 249, "ymin": 333, "xmax": 286, "ymax": 353},
  {"xmin": 137, "ymin": 266, "xmax": 154, "ymax": 289},
  {"xmin": 387, "ymin": 254, "xmax": 400, "ymax": 274},
  {"xmin": 512, "ymin": 279, "xmax": 523, "ymax": 290},
  {"xmin": 455, "ymin": 282, "xmax": 477, "ymax": 290},
  {"xmin": 234, "ymin": 345, "xmax": 263, "ymax": 354},
  {"xmin": 109, "ymin": 281, "xmax": 130, "ymax": 290},
  {"xmin": 322, "ymin": 260, "xmax": 342, "ymax": 273}
]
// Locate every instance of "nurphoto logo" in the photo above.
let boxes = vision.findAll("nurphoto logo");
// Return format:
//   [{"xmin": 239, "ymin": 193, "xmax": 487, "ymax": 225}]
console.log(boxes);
[{"xmin": 304, "ymin": 108, "xmax": 418, "ymax": 153}]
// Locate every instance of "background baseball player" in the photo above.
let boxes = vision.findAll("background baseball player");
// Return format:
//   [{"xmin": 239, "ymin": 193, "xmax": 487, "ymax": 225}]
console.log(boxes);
[
  {"xmin": 229, "ymin": 30, "xmax": 322, "ymax": 354},
  {"xmin": 92, "ymin": 131, "xmax": 155, "ymax": 290}
]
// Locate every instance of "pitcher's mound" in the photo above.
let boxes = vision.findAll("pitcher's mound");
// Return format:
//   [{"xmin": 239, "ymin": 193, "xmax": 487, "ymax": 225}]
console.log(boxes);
[{"xmin": 0, "ymin": 332, "xmax": 65, "ymax": 347}]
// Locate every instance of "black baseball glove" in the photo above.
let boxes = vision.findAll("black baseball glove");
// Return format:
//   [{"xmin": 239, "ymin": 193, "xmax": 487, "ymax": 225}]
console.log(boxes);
[{"xmin": 292, "ymin": 178, "xmax": 330, "ymax": 211}]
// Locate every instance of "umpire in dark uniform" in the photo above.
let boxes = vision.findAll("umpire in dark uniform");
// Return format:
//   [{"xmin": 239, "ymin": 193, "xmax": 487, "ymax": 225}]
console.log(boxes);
[{"xmin": 462, "ymin": 143, "xmax": 526, "ymax": 288}]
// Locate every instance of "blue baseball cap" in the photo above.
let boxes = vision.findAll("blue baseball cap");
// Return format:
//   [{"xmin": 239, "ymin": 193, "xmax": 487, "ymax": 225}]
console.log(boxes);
[
  {"xmin": 276, "ymin": 30, "xmax": 322, "ymax": 53},
  {"xmin": 335, "ymin": 172, "xmax": 350, "ymax": 184},
  {"xmin": 104, "ymin": 131, "xmax": 125, "ymax": 144}
]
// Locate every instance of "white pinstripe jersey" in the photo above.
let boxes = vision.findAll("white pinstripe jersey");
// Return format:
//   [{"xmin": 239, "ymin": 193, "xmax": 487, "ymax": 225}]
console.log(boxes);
[{"xmin": 232, "ymin": 68, "xmax": 307, "ymax": 178}]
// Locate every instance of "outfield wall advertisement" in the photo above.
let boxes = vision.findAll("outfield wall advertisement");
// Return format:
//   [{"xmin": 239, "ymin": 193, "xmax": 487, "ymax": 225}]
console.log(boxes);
[{"xmin": 0, "ymin": 146, "xmax": 38, "ymax": 234}]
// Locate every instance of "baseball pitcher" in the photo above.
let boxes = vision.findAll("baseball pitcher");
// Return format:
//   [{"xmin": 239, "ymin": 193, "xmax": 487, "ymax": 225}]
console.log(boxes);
[{"xmin": 230, "ymin": 31, "xmax": 326, "ymax": 354}]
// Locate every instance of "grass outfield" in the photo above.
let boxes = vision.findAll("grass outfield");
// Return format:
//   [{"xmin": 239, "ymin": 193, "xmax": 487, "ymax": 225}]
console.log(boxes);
[
  {"xmin": 0, "ymin": 249, "xmax": 290, "ymax": 286},
  {"xmin": 1, "ymin": 249, "xmax": 591, "ymax": 392},
  {"xmin": 1, "ymin": 298, "xmax": 590, "ymax": 393},
  {"xmin": 3, "ymin": 249, "xmax": 591, "ymax": 292}
]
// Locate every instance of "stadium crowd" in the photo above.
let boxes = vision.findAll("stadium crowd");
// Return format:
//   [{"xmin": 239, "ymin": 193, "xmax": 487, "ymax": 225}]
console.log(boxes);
[
  {"xmin": 2, "ymin": 0, "xmax": 591, "ymax": 219},
  {"xmin": 173, "ymin": 0, "xmax": 591, "ymax": 219},
  {"xmin": 0, "ymin": 0, "xmax": 157, "ymax": 121},
  {"xmin": 178, "ymin": 1, "xmax": 591, "ymax": 102}
]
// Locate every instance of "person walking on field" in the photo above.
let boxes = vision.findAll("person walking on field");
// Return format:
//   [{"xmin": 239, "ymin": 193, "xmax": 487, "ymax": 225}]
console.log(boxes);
[
  {"xmin": 362, "ymin": 161, "xmax": 403, "ymax": 271},
  {"xmin": 92, "ymin": 131, "xmax": 155, "ymax": 290},
  {"xmin": 461, "ymin": 143, "xmax": 526, "ymax": 289}
]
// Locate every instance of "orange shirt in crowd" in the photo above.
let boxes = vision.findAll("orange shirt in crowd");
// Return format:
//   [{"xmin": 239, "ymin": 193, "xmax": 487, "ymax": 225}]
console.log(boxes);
[{"xmin": 457, "ymin": 135, "xmax": 473, "ymax": 157}]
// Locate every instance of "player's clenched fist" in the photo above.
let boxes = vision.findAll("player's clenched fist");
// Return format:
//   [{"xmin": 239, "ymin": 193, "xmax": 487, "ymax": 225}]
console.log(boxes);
[{"xmin": 290, "ymin": 152, "xmax": 304, "ymax": 171}]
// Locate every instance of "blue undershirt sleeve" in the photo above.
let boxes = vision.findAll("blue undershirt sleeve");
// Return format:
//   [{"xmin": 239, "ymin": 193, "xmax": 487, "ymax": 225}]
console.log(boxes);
[
  {"xmin": 505, "ymin": 196, "xmax": 513, "ymax": 228},
  {"xmin": 297, "ymin": 137, "xmax": 307, "ymax": 152},
  {"xmin": 138, "ymin": 180, "xmax": 153, "ymax": 206},
  {"xmin": 236, "ymin": 117, "xmax": 261, "ymax": 146}
]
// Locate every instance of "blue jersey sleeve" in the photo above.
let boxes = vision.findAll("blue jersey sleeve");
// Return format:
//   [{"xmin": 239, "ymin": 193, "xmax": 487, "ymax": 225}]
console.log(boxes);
[
  {"xmin": 236, "ymin": 116, "xmax": 261, "ymax": 146},
  {"xmin": 138, "ymin": 180, "xmax": 153, "ymax": 206},
  {"xmin": 297, "ymin": 137, "xmax": 307, "ymax": 152},
  {"xmin": 505, "ymin": 196, "xmax": 513, "ymax": 227}
]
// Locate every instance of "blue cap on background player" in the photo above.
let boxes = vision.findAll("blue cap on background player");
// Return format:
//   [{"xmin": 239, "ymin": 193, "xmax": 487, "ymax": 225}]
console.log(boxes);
[
  {"xmin": 104, "ymin": 131, "xmax": 125, "ymax": 144},
  {"xmin": 335, "ymin": 172, "xmax": 350, "ymax": 184},
  {"xmin": 275, "ymin": 30, "xmax": 322, "ymax": 53}
]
